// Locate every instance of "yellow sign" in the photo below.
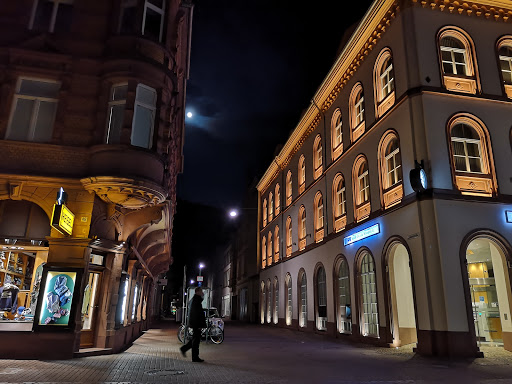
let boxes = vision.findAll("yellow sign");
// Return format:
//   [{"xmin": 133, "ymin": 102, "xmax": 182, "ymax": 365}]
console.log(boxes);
[{"xmin": 51, "ymin": 204, "xmax": 75, "ymax": 235}]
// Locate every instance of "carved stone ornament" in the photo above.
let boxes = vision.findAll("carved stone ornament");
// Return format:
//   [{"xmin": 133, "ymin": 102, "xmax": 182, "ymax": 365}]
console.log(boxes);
[{"xmin": 81, "ymin": 176, "xmax": 167, "ymax": 209}]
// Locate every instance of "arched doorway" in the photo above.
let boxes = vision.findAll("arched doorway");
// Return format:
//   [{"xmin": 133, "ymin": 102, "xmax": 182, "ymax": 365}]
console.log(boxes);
[
  {"xmin": 387, "ymin": 242, "xmax": 417, "ymax": 346},
  {"xmin": 465, "ymin": 236, "xmax": 512, "ymax": 350}
]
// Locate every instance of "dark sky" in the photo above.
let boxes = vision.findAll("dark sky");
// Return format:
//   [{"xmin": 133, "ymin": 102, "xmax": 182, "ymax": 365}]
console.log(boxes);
[{"xmin": 178, "ymin": 0, "xmax": 374, "ymax": 208}]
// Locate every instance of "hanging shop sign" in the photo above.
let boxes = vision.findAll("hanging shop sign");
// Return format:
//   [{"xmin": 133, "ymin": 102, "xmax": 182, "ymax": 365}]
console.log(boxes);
[
  {"xmin": 410, "ymin": 160, "xmax": 428, "ymax": 193},
  {"xmin": 51, "ymin": 188, "xmax": 75, "ymax": 236},
  {"xmin": 343, "ymin": 223, "xmax": 380, "ymax": 246},
  {"xmin": 33, "ymin": 266, "xmax": 83, "ymax": 331},
  {"xmin": 196, "ymin": 276, "xmax": 204, "ymax": 282}
]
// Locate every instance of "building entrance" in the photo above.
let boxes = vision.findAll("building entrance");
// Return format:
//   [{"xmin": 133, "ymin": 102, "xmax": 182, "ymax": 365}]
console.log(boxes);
[
  {"xmin": 466, "ymin": 238, "xmax": 511, "ymax": 347},
  {"xmin": 387, "ymin": 243, "xmax": 417, "ymax": 346}
]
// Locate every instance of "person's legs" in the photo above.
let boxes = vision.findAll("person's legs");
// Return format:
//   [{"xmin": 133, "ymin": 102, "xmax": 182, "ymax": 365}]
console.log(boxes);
[
  {"xmin": 191, "ymin": 327, "xmax": 203, "ymax": 361},
  {"xmin": 180, "ymin": 327, "xmax": 192, "ymax": 355}
]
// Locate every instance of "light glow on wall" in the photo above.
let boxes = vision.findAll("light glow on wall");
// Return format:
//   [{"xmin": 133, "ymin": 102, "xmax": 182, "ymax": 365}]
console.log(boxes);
[
  {"xmin": 344, "ymin": 223, "xmax": 380, "ymax": 246},
  {"xmin": 506, "ymin": 210, "xmax": 512, "ymax": 223}
]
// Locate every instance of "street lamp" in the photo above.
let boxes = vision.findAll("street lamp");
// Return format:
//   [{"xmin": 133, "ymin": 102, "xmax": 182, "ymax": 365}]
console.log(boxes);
[
  {"xmin": 190, "ymin": 279, "xmax": 195, "ymax": 285},
  {"xmin": 199, "ymin": 263, "xmax": 204, "ymax": 277},
  {"xmin": 229, "ymin": 209, "xmax": 238, "ymax": 218}
]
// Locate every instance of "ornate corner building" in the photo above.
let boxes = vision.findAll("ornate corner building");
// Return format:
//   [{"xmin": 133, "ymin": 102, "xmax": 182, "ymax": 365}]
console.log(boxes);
[
  {"xmin": 257, "ymin": 0, "xmax": 512, "ymax": 357},
  {"xmin": 0, "ymin": 0, "xmax": 192, "ymax": 358}
]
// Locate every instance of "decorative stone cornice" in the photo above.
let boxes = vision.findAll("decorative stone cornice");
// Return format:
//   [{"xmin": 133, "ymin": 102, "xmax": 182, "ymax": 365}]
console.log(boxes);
[
  {"xmin": 412, "ymin": 0, "xmax": 512, "ymax": 20},
  {"xmin": 81, "ymin": 176, "xmax": 167, "ymax": 209}
]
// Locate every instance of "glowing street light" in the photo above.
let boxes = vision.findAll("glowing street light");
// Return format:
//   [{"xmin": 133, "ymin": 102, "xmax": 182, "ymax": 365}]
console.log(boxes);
[
  {"xmin": 229, "ymin": 209, "xmax": 238, "ymax": 218},
  {"xmin": 190, "ymin": 279, "xmax": 195, "ymax": 285},
  {"xmin": 199, "ymin": 263, "xmax": 204, "ymax": 277}
]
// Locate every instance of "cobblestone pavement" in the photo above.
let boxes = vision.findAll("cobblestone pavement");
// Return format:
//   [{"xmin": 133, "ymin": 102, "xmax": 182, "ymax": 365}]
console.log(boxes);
[{"xmin": 0, "ymin": 322, "xmax": 511, "ymax": 383}]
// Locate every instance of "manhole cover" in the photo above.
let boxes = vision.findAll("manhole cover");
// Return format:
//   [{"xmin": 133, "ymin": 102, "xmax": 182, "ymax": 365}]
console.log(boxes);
[{"xmin": 145, "ymin": 368, "xmax": 185, "ymax": 376}]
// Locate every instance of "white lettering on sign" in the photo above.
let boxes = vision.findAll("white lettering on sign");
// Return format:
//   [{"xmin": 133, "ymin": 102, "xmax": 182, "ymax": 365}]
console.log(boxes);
[{"xmin": 343, "ymin": 223, "xmax": 380, "ymax": 246}]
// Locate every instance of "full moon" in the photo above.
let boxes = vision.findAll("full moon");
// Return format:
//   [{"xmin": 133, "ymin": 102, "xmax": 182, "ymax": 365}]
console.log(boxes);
[{"xmin": 186, "ymin": 111, "xmax": 193, "ymax": 118}]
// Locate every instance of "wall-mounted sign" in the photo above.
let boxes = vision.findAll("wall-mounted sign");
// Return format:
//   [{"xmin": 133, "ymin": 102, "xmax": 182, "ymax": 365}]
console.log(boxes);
[
  {"xmin": 33, "ymin": 267, "xmax": 83, "ymax": 331},
  {"xmin": 196, "ymin": 276, "xmax": 204, "ymax": 282},
  {"xmin": 51, "ymin": 203, "xmax": 75, "ymax": 235},
  {"xmin": 506, "ymin": 210, "xmax": 512, "ymax": 223},
  {"xmin": 410, "ymin": 161, "xmax": 428, "ymax": 193},
  {"xmin": 344, "ymin": 223, "xmax": 380, "ymax": 246}
]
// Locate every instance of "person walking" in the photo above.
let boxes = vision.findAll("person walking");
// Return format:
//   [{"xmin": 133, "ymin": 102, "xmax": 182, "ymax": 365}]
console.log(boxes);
[{"xmin": 180, "ymin": 287, "xmax": 206, "ymax": 362}]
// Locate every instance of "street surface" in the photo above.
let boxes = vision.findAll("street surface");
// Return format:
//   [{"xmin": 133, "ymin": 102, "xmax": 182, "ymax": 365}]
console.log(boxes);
[{"xmin": 0, "ymin": 322, "xmax": 511, "ymax": 383}]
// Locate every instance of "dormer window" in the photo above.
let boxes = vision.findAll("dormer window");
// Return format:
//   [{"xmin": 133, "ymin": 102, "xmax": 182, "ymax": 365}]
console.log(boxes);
[
  {"xmin": 119, "ymin": 0, "xmax": 166, "ymax": 42},
  {"xmin": 29, "ymin": 0, "xmax": 74, "ymax": 33}
]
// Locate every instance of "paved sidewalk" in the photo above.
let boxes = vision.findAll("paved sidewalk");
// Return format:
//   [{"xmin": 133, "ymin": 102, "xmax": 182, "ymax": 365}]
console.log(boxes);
[{"xmin": 0, "ymin": 322, "xmax": 511, "ymax": 383}]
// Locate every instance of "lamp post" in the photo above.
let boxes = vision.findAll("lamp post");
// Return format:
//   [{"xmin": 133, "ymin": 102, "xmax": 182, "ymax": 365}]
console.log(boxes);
[{"xmin": 199, "ymin": 263, "xmax": 204, "ymax": 277}]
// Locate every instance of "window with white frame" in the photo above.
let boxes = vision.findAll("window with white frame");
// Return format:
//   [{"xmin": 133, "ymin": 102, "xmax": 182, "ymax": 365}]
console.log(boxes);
[
  {"xmin": 299, "ymin": 155, "xmax": 306, "ymax": 190},
  {"xmin": 380, "ymin": 58, "xmax": 395, "ymax": 99},
  {"xmin": 300, "ymin": 272, "xmax": 307, "ymax": 328},
  {"xmin": 286, "ymin": 171, "xmax": 293, "ymax": 204},
  {"xmin": 29, "ymin": 0, "xmax": 74, "ymax": 33},
  {"xmin": 451, "ymin": 123, "xmax": 483, "ymax": 173},
  {"xmin": 358, "ymin": 162, "xmax": 370, "ymax": 204},
  {"xmin": 314, "ymin": 135, "xmax": 322, "ymax": 171},
  {"xmin": 338, "ymin": 260, "xmax": 352, "ymax": 334},
  {"xmin": 286, "ymin": 216, "xmax": 292, "ymax": 256},
  {"xmin": 332, "ymin": 110, "xmax": 343, "ymax": 151},
  {"xmin": 143, "ymin": 0, "xmax": 165, "ymax": 42},
  {"xmin": 440, "ymin": 36, "xmax": 468, "ymax": 76},
  {"xmin": 385, "ymin": 138, "xmax": 402, "ymax": 187},
  {"xmin": 273, "ymin": 278, "xmax": 279, "ymax": 324},
  {"xmin": 131, "ymin": 84, "xmax": 157, "ymax": 148},
  {"xmin": 275, "ymin": 184, "xmax": 280, "ymax": 214},
  {"xmin": 360, "ymin": 252, "xmax": 379, "ymax": 337},
  {"xmin": 286, "ymin": 274, "xmax": 292, "ymax": 326},
  {"xmin": 106, "ymin": 84, "xmax": 128, "ymax": 144},
  {"xmin": 335, "ymin": 178, "xmax": 346, "ymax": 217},
  {"xmin": 299, "ymin": 207, "xmax": 306, "ymax": 240},
  {"xmin": 6, "ymin": 78, "xmax": 60, "ymax": 143},
  {"xmin": 499, "ymin": 45, "xmax": 512, "ymax": 85},
  {"xmin": 354, "ymin": 91, "xmax": 365, "ymax": 126},
  {"xmin": 315, "ymin": 194, "xmax": 324, "ymax": 231},
  {"xmin": 269, "ymin": 192, "xmax": 274, "ymax": 220},
  {"xmin": 316, "ymin": 267, "xmax": 327, "ymax": 331}
]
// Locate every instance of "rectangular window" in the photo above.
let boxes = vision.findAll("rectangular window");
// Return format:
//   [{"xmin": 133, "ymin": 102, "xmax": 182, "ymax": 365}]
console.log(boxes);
[
  {"xmin": 335, "ymin": 122, "xmax": 343, "ymax": 148},
  {"xmin": 452, "ymin": 138, "xmax": 483, "ymax": 173},
  {"xmin": 355, "ymin": 96, "xmax": 365, "ymax": 126},
  {"xmin": 337, "ymin": 187, "xmax": 346, "ymax": 216},
  {"xmin": 6, "ymin": 78, "xmax": 60, "ymax": 143},
  {"xmin": 131, "ymin": 84, "xmax": 157, "ymax": 148},
  {"xmin": 286, "ymin": 283, "xmax": 292, "ymax": 325},
  {"xmin": 29, "ymin": 0, "xmax": 74, "ymax": 33},
  {"xmin": 119, "ymin": 0, "xmax": 138, "ymax": 34},
  {"xmin": 106, "ymin": 84, "xmax": 128, "ymax": 144},
  {"xmin": 301, "ymin": 164, "xmax": 305, "ymax": 184},
  {"xmin": 142, "ymin": 0, "xmax": 165, "ymax": 42},
  {"xmin": 500, "ymin": 55, "xmax": 512, "ymax": 84},
  {"xmin": 318, "ymin": 203, "xmax": 324, "ymax": 229},
  {"xmin": 385, "ymin": 148, "xmax": 402, "ymax": 187},
  {"xmin": 316, "ymin": 145, "xmax": 322, "ymax": 168},
  {"xmin": 441, "ymin": 47, "xmax": 467, "ymax": 76},
  {"xmin": 301, "ymin": 217, "xmax": 306, "ymax": 239},
  {"xmin": 358, "ymin": 171, "xmax": 369, "ymax": 204},
  {"xmin": 380, "ymin": 63, "xmax": 394, "ymax": 98}
]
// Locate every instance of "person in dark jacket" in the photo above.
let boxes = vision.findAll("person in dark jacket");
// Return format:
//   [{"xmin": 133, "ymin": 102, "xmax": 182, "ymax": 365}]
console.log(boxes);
[{"xmin": 180, "ymin": 287, "xmax": 206, "ymax": 362}]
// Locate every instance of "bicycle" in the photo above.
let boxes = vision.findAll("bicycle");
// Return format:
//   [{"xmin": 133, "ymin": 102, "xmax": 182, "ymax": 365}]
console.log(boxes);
[{"xmin": 178, "ymin": 320, "xmax": 224, "ymax": 344}]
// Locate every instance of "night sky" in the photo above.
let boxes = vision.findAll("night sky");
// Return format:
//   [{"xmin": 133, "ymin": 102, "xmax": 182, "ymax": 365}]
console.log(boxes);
[{"xmin": 178, "ymin": 0, "xmax": 375, "ymax": 208}]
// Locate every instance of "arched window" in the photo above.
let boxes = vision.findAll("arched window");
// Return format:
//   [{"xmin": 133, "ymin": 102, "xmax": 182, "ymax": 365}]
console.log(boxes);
[
  {"xmin": 299, "ymin": 270, "xmax": 307, "ymax": 328},
  {"xmin": 316, "ymin": 266, "xmax": 327, "ymax": 331},
  {"xmin": 313, "ymin": 192, "xmax": 324, "ymax": 243},
  {"xmin": 298, "ymin": 205, "xmax": 306, "ymax": 251},
  {"xmin": 267, "ymin": 279, "xmax": 272, "ymax": 323},
  {"xmin": 298, "ymin": 155, "xmax": 306, "ymax": 194},
  {"xmin": 374, "ymin": 48, "xmax": 395, "ymax": 117},
  {"xmin": 337, "ymin": 258, "xmax": 352, "ymax": 334},
  {"xmin": 359, "ymin": 251, "xmax": 379, "ymax": 337},
  {"xmin": 313, "ymin": 135, "xmax": 323, "ymax": 179},
  {"xmin": 285, "ymin": 273, "xmax": 292, "ymax": 326},
  {"xmin": 262, "ymin": 198, "xmax": 267, "ymax": 227},
  {"xmin": 286, "ymin": 170, "xmax": 293, "ymax": 206},
  {"xmin": 438, "ymin": 28, "xmax": 478, "ymax": 94},
  {"xmin": 260, "ymin": 281, "xmax": 265, "ymax": 324},
  {"xmin": 275, "ymin": 184, "xmax": 281, "ymax": 215},
  {"xmin": 273, "ymin": 277, "xmax": 279, "ymax": 324},
  {"xmin": 274, "ymin": 226, "xmax": 280, "ymax": 262},
  {"xmin": 379, "ymin": 131, "xmax": 403, "ymax": 209},
  {"xmin": 285, "ymin": 216, "xmax": 292, "ymax": 257},
  {"xmin": 267, "ymin": 232, "xmax": 273, "ymax": 266},
  {"xmin": 331, "ymin": 108, "xmax": 343, "ymax": 160},
  {"xmin": 268, "ymin": 192, "xmax": 274, "ymax": 222},
  {"xmin": 332, "ymin": 173, "xmax": 347, "ymax": 232},
  {"xmin": 498, "ymin": 37, "xmax": 512, "ymax": 98},
  {"xmin": 349, "ymin": 83, "xmax": 365, "ymax": 142},
  {"xmin": 261, "ymin": 236, "xmax": 267, "ymax": 268},
  {"xmin": 448, "ymin": 114, "xmax": 497, "ymax": 197},
  {"xmin": 352, "ymin": 155, "xmax": 371, "ymax": 222}
]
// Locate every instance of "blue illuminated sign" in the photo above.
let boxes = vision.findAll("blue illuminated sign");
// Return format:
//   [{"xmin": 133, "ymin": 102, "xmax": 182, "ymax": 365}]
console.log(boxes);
[
  {"xmin": 344, "ymin": 223, "xmax": 380, "ymax": 246},
  {"xmin": 506, "ymin": 211, "xmax": 512, "ymax": 223}
]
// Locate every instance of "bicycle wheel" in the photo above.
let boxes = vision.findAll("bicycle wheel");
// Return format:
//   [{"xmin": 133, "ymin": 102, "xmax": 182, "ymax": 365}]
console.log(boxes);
[
  {"xmin": 209, "ymin": 325, "xmax": 224, "ymax": 344},
  {"xmin": 183, "ymin": 327, "xmax": 193, "ymax": 344},
  {"xmin": 178, "ymin": 325, "xmax": 185, "ymax": 343}
]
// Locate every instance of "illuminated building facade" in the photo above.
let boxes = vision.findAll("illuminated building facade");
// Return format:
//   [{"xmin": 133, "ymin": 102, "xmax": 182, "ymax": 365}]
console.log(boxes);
[
  {"xmin": 257, "ymin": 0, "xmax": 512, "ymax": 357},
  {"xmin": 0, "ymin": 0, "xmax": 192, "ymax": 358}
]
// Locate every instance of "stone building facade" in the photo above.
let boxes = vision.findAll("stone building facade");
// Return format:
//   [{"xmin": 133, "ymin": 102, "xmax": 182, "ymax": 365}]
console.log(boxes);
[
  {"xmin": 257, "ymin": 0, "xmax": 512, "ymax": 357},
  {"xmin": 0, "ymin": 0, "xmax": 192, "ymax": 358}
]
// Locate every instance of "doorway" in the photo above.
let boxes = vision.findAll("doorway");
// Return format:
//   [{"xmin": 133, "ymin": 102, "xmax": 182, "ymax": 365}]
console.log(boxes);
[
  {"xmin": 80, "ymin": 271, "xmax": 102, "ymax": 347},
  {"xmin": 387, "ymin": 242, "xmax": 417, "ymax": 346},
  {"xmin": 466, "ymin": 237, "xmax": 512, "ymax": 348}
]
